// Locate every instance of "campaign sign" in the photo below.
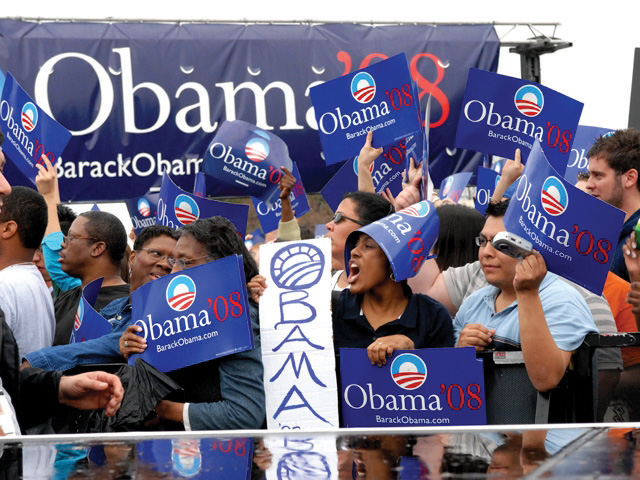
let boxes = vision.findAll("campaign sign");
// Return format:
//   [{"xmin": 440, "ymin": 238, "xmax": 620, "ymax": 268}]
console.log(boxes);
[
  {"xmin": 156, "ymin": 173, "xmax": 249, "ymax": 237},
  {"xmin": 454, "ymin": 68, "xmax": 583, "ymax": 176},
  {"xmin": 252, "ymin": 163, "xmax": 310, "ymax": 233},
  {"xmin": 345, "ymin": 201, "xmax": 439, "ymax": 282},
  {"xmin": 503, "ymin": 141, "xmax": 625, "ymax": 295},
  {"xmin": 564, "ymin": 125, "xmax": 615, "ymax": 184},
  {"xmin": 70, "ymin": 278, "xmax": 111, "ymax": 343},
  {"xmin": 310, "ymin": 53, "xmax": 422, "ymax": 165},
  {"xmin": 439, "ymin": 172, "xmax": 472, "ymax": 202},
  {"xmin": 315, "ymin": 224, "xmax": 328, "ymax": 238},
  {"xmin": 193, "ymin": 171, "xmax": 206, "ymax": 197},
  {"xmin": 259, "ymin": 238, "xmax": 339, "ymax": 430},
  {"xmin": 340, "ymin": 348, "xmax": 486, "ymax": 427},
  {"xmin": 320, "ymin": 137, "xmax": 411, "ymax": 212},
  {"xmin": 129, "ymin": 255, "xmax": 254, "ymax": 372},
  {"xmin": 137, "ymin": 438, "xmax": 253, "ymax": 479},
  {"xmin": 0, "ymin": 73, "xmax": 72, "ymax": 184},
  {"xmin": 475, "ymin": 167, "xmax": 500, "ymax": 214},
  {"xmin": 202, "ymin": 120, "xmax": 293, "ymax": 207},
  {"xmin": 125, "ymin": 193, "xmax": 159, "ymax": 235}
]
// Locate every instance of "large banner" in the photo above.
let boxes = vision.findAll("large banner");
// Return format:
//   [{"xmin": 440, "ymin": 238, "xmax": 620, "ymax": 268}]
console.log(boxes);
[{"xmin": 0, "ymin": 20, "xmax": 499, "ymax": 200}]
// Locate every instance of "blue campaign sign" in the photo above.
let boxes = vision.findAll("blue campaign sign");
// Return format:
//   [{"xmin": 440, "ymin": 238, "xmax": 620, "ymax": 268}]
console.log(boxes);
[
  {"xmin": 475, "ymin": 166, "xmax": 500, "ymax": 214},
  {"xmin": 156, "ymin": 173, "xmax": 249, "ymax": 237},
  {"xmin": 439, "ymin": 172, "xmax": 472, "ymax": 202},
  {"xmin": 340, "ymin": 348, "xmax": 486, "ymax": 427},
  {"xmin": 345, "ymin": 200, "xmax": 439, "ymax": 282},
  {"xmin": 503, "ymin": 141, "xmax": 625, "ymax": 295},
  {"xmin": 125, "ymin": 193, "xmax": 159, "ymax": 235},
  {"xmin": 137, "ymin": 438, "xmax": 253, "ymax": 479},
  {"xmin": 202, "ymin": 120, "xmax": 293, "ymax": 207},
  {"xmin": 315, "ymin": 224, "xmax": 328, "ymax": 238},
  {"xmin": 193, "ymin": 171, "xmax": 206, "ymax": 197},
  {"xmin": 454, "ymin": 68, "xmax": 583, "ymax": 177},
  {"xmin": 564, "ymin": 125, "xmax": 615, "ymax": 184},
  {"xmin": 0, "ymin": 73, "xmax": 72, "ymax": 185},
  {"xmin": 310, "ymin": 53, "xmax": 423, "ymax": 165},
  {"xmin": 320, "ymin": 137, "xmax": 411, "ymax": 211},
  {"xmin": 252, "ymin": 162, "xmax": 310, "ymax": 233},
  {"xmin": 129, "ymin": 255, "xmax": 254, "ymax": 372},
  {"xmin": 70, "ymin": 278, "xmax": 112, "ymax": 343}
]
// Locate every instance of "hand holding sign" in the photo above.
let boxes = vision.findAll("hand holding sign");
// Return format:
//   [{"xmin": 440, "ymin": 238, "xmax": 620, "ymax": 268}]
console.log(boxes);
[
  {"xmin": 513, "ymin": 251, "xmax": 547, "ymax": 294},
  {"xmin": 367, "ymin": 334, "xmax": 414, "ymax": 366},
  {"xmin": 35, "ymin": 154, "xmax": 60, "ymax": 203},
  {"xmin": 623, "ymin": 233, "xmax": 640, "ymax": 284},
  {"xmin": 119, "ymin": 324, "xmax": 146, "ymax": 360}
]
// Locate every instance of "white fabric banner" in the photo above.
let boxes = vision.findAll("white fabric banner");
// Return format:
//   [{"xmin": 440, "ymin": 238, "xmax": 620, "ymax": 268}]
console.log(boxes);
[{"xmin": 259, "ymin": 238, "xmax": 339, "ymax": 430}]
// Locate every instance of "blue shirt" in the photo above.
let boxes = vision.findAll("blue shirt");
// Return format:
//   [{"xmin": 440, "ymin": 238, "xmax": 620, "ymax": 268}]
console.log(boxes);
[
  {"xmin": 453, "ymin": 272, "xmax": 597, "ymax": 352},
  {"xmin": 42, "ymin": 231, "xmax": 81, "ymax": 292}
]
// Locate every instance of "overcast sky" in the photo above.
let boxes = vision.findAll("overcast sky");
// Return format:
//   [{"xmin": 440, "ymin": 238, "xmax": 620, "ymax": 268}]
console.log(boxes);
[{"xmin": 2, "ymin": 1, "xmax": 637, "ymax": 129}]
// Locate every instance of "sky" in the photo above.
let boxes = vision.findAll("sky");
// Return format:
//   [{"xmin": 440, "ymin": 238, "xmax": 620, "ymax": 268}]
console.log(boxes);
[{"xmin": 2, "ymin": 0, "xmax": 637, "ymax": 130}]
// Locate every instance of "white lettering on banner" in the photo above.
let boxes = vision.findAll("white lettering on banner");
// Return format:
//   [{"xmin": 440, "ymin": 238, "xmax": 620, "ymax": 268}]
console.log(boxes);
[
  {"xmin": 568, "ymin": 148, "xmax": 589, "ymax": 169},
  {"xmin": 344, "ymin": 383, "xmax": 442, "ymax": 411},
  {"xmin": 55, "ymin": 153, "xmax": 202, "ymax": 180},
  {"xmin": 464, "ymin": 100, "xmax": 544, "ymax": 143},
  {"xmin": 259, "ymin": 239, "xmax": 339, "ymax": 430},
  {"xmin": 515, "ymin": 174, "xmax": 570, "ymax": 247},
  {"xmin": 34, "ymin": 48, "xmax": 318, "ymax": 137}
]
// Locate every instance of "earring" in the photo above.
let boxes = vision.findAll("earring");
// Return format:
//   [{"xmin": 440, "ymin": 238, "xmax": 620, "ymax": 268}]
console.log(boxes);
[{"xmin": 390, "ymin": 271, "xmax": 396, "ymax": 281}]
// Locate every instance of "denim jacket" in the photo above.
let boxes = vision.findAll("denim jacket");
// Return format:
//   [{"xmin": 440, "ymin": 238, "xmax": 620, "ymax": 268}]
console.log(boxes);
[{"xmin": 24, "ymin": 296, "xmax": 131, "ymax": 371}]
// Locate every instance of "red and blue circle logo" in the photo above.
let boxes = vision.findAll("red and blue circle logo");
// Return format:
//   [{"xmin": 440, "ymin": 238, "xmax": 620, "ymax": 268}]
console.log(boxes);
[
  {"xmin": 441, "ymin": 176, "xmax": 454, "ymax": 197},
  {"xmin": 352, "ymin": 156, "xmax": 375, "ymax": 176},
  {"xmin": 245, "ymin": 137, "xmax": 270, "ymax": 163},
  {"xmin": 351, "ymin": 72, "xmax": 376, "ymax": 104},
  {"xmin": 166, "ymin": 275, "xmax": 197, "ymax": 312},
  {"xmin": 73, "ymin": 302, "xmax": 84, "ymax": 331},
  {"xmin": 514, "ymin": 85, "xmax": 544, "ymax": 117},
  {"xmin": 400, "ymin": 201, "xmax": 431, "ymax": 218},
  {"xmin": 174, "ymin": 194, "xmax": 200, "ymax": 225},
  {"xmin": 137, "ymin": 198, "xmax": 151, "ymax": 217},
  {"xmin": 541, "ymin": 176, "xmax": 569, "ymax": 216},
  {"xmin": 391, "ymin": 353, "xmax": 427, "ymax": 390},
  {"xmin": 21, "ymin": 102, "xmax": 38, "ymax": 132},
  {"xmin": 172, "ymin": 440, "xmax": 202, "ymax": 476}
]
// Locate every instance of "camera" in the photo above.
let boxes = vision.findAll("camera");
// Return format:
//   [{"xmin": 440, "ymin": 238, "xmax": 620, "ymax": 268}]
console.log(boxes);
[{"xmin": 491, "ymin": 232, "xmax": 533, "ymax": 260}]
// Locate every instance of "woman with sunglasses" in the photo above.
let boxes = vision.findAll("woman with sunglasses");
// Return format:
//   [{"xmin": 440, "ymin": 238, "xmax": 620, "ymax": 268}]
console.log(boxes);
[
  {"xmin": 325, "ymin": 191, "xmax": 394, "ymax": 291},
  {"xmin": 333, "ymin": 229, "xmax": 454, "ymax": 366}
]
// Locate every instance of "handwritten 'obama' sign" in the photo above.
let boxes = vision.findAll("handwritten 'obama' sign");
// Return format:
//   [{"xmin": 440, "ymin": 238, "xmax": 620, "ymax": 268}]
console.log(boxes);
[
  {"xmin": 503, "ymin": 141, "xmax": 625, "ymax": 295},
  {"xmin": 310, "ymin": 53, "xmax": 422, "ymax": 165},
  {"xmin": 128, "ymin": 255, "xmax": 254, "ymax": 372},
  {"xmin": 259, "ymin": 238, "xmax": 339, "ymax": 430}
]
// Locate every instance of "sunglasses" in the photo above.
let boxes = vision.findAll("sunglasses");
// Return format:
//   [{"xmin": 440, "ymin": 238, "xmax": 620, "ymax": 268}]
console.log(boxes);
[{"xmin": 332, "ymin": 212, "xmax": 366, "ymax": 226}]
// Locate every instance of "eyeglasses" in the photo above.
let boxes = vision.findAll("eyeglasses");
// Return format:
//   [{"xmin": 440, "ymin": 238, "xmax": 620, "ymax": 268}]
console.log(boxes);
[
  {"xmin": 138, "ymin": 248, "xmax": 170, "ymax": 261},
  {"xmin": 63, "ymin": 234, "xmax": 99, "ymax": 244},
  {"xmin": 475, "ymin": 236, "xmax": 492, "ymax": 247},
  {"xmin": 167, "ymin": 255, "xmax": 211, "ymax": 269},
  {"xmin": 332, "ymin": 212, "xmax": 366, "ymax": 226}
]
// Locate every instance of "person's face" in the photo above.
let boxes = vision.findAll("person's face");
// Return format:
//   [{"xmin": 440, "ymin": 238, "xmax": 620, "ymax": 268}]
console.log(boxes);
[
  {"xmin": 59, "ymin": 216, "xmax": 97, "ymax": 277},
  {"xmin": 587, "ymin": 155, "xmax": 624, "ymax": 208},
  {"xmin": 170, "ymin": 233, "xmax": 212, "ymax": 273},
  {"xmin": 0, "ymin": 148, "xmax": 12, "ymax": 214},
  {"xmin": 33, "ymin": 245, "xmax": 51, "ymax": 284},
  {"xmin": 347, "ymin": 233, "xmax": 391, "ymax": 294},
  {"xmin": 325, "ymin": 198, "xmax": 362, "ymax": 270},
  {"xmin": 478, "ymin": 216, "xmax": 519, "ymax": 290},
  {"xmin": 129, "ymin": 234, "xmax": 177, "ymax": 291}
]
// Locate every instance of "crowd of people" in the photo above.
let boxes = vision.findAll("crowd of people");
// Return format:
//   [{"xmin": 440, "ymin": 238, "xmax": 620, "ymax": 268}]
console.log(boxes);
[{"xmin": 1, "ymin": 124, "xmax": 640, "ymax": 442}]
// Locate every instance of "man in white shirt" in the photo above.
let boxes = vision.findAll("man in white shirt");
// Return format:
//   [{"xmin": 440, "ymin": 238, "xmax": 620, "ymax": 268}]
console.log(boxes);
[{"xmin": 0, "ymin": 185, "xmax": 55, "ymax": 359}]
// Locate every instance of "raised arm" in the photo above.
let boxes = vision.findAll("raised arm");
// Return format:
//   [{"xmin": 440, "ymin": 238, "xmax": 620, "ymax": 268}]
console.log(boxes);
[
  {"xmin": 357, "ymin": 131, "xmax": 382, "ymax": 193},
  {"xmin": 491, "ymin": 149, "xmax": 523, "ymax": 203}
]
